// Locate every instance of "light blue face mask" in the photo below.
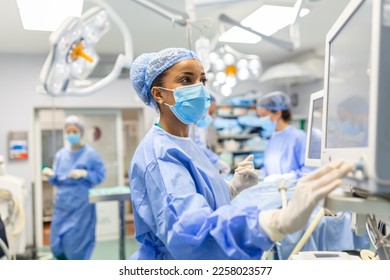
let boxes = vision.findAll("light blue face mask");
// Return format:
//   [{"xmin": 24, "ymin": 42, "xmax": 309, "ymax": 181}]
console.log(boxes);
[
  {"xmin": 196, "ymin": 113, "xmax": 213, "ymax": 128},
  {"xmin": 160, "ymin": 83, "xmax": 211, "ymax": 124},
  {"xmin": 259, "ymin": 116, "xmax": 276, "ymax": 139},
  {"xmin": 66, "ymin": 133, "xmax": 81, "ymax": 145}
]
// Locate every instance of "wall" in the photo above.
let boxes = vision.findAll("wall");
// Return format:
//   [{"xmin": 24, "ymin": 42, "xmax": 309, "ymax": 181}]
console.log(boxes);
[
  {"xmin": 290, "ymin": 80, "xmax": 324, "ymax": 120},
  {"xmin": 0, "ymin": 54, "xmax": 156, "ymax": 247}
]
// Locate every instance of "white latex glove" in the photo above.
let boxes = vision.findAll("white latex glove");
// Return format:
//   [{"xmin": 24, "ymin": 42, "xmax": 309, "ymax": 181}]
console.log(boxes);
[
  {"xmin": 68, "ymin": 169, "xmax": 88, "ymax": 179},
  {"xmin": 42, "ymin": 167, "xmax": 54, "ymax": 178},
  {"xmin": 259, "ymin": 160, "xmax": 352, "ymax": 242},
  {"xmin": 228, "ymin": 155, "xmax": 259, "ymax": 197},
  {"xmin": 263, "ymin": 172, "xmax": 296, "ymax": 183},
  {"xmin": 215, "ymin": 159, "xmax": 231, "ymax": 177}
]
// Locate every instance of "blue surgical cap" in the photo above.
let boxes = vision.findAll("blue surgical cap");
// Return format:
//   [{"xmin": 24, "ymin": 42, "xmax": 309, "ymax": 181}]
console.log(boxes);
[
  {"xmin": 130, "ymin": 48, "xmax": 199, "ymax": 109},
  {"xmin": 256, "ymin": 91, "xmax": 291, "ymax": 111},
  {"xmin": 65, "ymin": 115, "xmax": 84, "ymax": 136}
]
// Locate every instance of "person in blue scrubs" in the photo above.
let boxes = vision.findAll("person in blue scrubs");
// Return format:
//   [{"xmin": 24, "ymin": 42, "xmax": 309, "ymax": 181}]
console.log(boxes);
[
  {"xmin": 256, "ymin": 91, "xmax": 312, "ymax": 180},
  {"xmin": 42, "ymin": 115, "xmax": 106, "ymax": 260},
  {"xmin": 128, "ymin": 47, "xmax": 352, "ymax": 260}
]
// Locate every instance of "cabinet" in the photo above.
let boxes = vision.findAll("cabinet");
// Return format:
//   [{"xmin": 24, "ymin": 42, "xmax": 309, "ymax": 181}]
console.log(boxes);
[
  {"xmin": 214, "ymin": 105, "xmax": 267, "ymax": 170},
  {"xmin": 213, "ymin": 104, "xmax": 308, "ymax": 170}
]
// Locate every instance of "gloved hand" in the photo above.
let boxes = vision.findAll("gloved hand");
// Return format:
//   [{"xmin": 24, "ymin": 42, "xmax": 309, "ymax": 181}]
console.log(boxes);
[
  {"xmin": 228, "ymin": 155, "xmax": 259, "ymax": 197},
  {"xmin": 215, "ymin": 159, "xmax": 231, "ymax": 178},
  {"xmin": 68, "ymin": 169, "xmax": 88, "ymax": 179},
  {"xmin": 42, "ymin": 167, "xmax": 54, "ymax": 178},
  {"xmin": 263, "ymin": 172, "xmax": 296, "ymax": 183},
  {"xmin": 259, "ymin": 160, "xmax": 352, "ymax": 242}
]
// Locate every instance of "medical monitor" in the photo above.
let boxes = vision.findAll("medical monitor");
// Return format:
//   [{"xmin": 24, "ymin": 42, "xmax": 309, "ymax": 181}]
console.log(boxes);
[
  {"xmin": 322, "ymin": 0, "xmax": 390, "ymax": 196},
  {"xmin": 305, "ymin": 90, "xmax": 323, "ymax": 168}
]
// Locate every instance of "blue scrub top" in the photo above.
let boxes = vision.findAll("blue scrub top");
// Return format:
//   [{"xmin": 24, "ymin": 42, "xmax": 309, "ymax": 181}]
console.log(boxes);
[
  {"xmin": 129, "ymin": 125, "xmax": 273, "ymax": 260},
  {"xmin": 264, "ymin": 126, "xmax": 312, "ymax": 178}
]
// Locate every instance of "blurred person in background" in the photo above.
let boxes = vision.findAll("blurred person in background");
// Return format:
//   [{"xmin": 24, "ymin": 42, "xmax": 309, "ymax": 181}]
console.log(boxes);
[{"xmin": 42, "ymin": 115, "xmax": 106, "ymax": 260}]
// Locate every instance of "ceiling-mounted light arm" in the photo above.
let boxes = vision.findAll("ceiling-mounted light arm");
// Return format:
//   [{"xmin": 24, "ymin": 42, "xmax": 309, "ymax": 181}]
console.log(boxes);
[
  {"xmin": 66, "ymin": 0, "xmax": 134, "ymax": 96},
  {"xmin": 132, "ymin": 0, "xmax": 189, "ymax": 26},
  {"xmin": 40, "ymin": 0, "xmax": 134, "ymax": 96},
  {"xmin": 88, "ymin": 0, "xmax": 133, "ymax": 60},
  {"xmin": 219, "ymin": 13, "xmax": 294, "ymax": 52},
  {"xmin": 291, "ymin": 0, "xmax": 305, "ymax": 24},
  {"xmin": 289, "ymin": 0, "xmax": 305, "ymax": 48}
]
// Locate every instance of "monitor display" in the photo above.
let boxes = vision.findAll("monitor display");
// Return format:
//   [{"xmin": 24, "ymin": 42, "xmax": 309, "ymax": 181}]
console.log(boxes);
[
  {"xmin": 325, "ymin": 0, "xmax": 371, "ymax": 149},
  {"xmin": 322, "ymin": 0, "xmax": 390, "ymax": 195},
  {"xmin": 308, "ymin": 97, "xmax": 323, "ymax": 160},
  {"xmin": 305, "ymin": 91, "xmax": 323, "ymax": 168}
]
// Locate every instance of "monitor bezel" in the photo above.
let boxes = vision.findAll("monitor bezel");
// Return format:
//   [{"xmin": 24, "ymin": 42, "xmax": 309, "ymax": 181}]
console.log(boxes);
[
  {"xmin": 305, "ymin": 90, "xmax": 323, "ymax": 168},
  {"xmin": 321, "ymin": 0, "xmax": 371, "ymax": 169}
]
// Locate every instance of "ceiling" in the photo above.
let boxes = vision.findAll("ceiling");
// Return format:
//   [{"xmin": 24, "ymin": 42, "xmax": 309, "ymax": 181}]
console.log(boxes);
[{"xmin": 1, "ymin": 0, "xmax": 351, "ymax": 67}]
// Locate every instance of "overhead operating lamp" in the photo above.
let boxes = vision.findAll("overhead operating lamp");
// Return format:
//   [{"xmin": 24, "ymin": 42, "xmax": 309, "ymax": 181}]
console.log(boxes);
[{"xmin": 40, "ymin": 0, "xmax": 133, "ymax": 96}]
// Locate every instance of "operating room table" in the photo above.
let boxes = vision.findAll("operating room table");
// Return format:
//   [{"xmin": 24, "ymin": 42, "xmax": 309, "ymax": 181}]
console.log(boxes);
[{"xmin": 89, "ymin": 186, "xmax": 131, "ymax": 260}]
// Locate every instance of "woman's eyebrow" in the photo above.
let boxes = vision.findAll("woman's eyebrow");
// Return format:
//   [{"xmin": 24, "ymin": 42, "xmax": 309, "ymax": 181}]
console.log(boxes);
[{"xmin": 175, "ymin": 72, "xmax": 195, "ymax": 78}]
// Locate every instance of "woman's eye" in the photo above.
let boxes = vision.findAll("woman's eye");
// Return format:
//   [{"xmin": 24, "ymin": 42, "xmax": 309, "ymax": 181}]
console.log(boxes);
[{"xmin": 180, "ymin": 77, "xmax": 190, "ymax": 84}]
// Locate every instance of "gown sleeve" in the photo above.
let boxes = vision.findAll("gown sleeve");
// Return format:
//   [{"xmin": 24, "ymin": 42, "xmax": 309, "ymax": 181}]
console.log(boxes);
[
  {"xmin": 81, "ymin": 150, "xmax": 106, "ymax": 186},
  {"xmin": 137, "ymin": 158, "xmax": 274, "ymax": 260}
]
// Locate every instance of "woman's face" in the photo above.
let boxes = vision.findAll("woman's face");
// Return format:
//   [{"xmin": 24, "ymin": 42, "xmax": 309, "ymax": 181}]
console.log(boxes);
[
  {"xmin": 65, "ymin": 124, "xmax": 81, "ymax": 135},
  {"xmin": 154, "ymin": 59, "xmax": 206, "ymax": 106},
  {"xmin": 256, "ymin": 107, "xmax": 279, "ymax": 122}
]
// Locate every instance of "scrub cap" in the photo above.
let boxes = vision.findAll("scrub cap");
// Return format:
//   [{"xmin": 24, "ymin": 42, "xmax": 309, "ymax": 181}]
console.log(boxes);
[
  {"xmin": 65, "ymin": 115, "xmax": 85, "ymax": 136},
  {"xmin": 256, "ymin": 91, "xmax": 291, "ymax": 111},
  {"xmin": 130, "ymin": 48, "xmax": 199, "ymax": 109}
]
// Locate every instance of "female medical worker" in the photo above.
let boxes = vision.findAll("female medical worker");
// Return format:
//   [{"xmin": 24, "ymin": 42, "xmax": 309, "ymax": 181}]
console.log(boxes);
[
  {"xmin": 42, "ymin": 115, "xmax": 106, "ymax": 260},
  {"xmin": 129, "ymin": 48, "xmax": 351, "ymax": 260},
  {"xmin": 256, "ymin": 91, "xmax": 312, "ymax": 180}
]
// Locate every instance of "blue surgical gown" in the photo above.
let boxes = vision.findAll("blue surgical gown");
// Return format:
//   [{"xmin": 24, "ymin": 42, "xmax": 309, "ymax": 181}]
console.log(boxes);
[
  {"xmin": 264, "ymin": 126, "xmax": 312, "ymax": 178},
  {"xmin": 192, "ymin": 127, "xmax": 219, "ymax": 165},
  {"xmin": 49, "ymin": 145, "xmax": 105, "ymax": 260},
  {"xmin": 129, "ymin": 125, "xmax": 273, "ymax": 260}
]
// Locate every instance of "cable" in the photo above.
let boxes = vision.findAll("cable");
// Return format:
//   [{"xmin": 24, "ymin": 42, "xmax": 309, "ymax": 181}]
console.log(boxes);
[
  {"xmin": 288, "ymin": 207, "xmax": 325, "ymax": 259},
  {"xmin": 278, "ymin": 180, "xmax": 288, "ymax": 209},
  {"xmin": 0, "ymin": 189, "xmax": 26, "ymax": 259}
]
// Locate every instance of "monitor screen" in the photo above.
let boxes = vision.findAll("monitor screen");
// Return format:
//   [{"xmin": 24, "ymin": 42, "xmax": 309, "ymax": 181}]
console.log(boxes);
[
  {"xmin": 308, "ymin": 96, "xmax": 323, "ymax": 161},
  {"xmin": 305, "ymin": 90, "xmax": 323, "ymax": 168},
  {"xmin": 325, "ymin": 0, "xmax": 371, "ymax": 149}
]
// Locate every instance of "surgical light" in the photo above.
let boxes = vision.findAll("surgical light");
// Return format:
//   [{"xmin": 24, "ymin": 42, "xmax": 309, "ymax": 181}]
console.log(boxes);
[
  {"xmin": 223, "ymin": 53, "xmax": 235, "ymax": 65},
  {"xmin": 40, "ymin": 0, "xmax": 133, "ymax": 96},
  {"xmin": 221, "ymin": 84, "xmax": 232, "ymax": 96},
  {"xmin": 40, "ymin": 7, "xmax": 107, "ymax": 95},
  {"xmin": 216, "ymin": 72, "xmax": 226, "ymax": 84},
  {"xmin": 237, "ymin": 68, "xmax": 250, "ymax": 80},
  {"xmin": 206, "ymin": 45, "xmax": 261, "ymax": 95}
]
